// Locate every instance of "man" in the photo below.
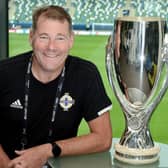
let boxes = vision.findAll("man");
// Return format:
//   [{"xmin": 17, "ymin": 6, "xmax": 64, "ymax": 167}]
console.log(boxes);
[{"xmin": 0, "ymin": 5, "xmax": 112, "ymax": 168}]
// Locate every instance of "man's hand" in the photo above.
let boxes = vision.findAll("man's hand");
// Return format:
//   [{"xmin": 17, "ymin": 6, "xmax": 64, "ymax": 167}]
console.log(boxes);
[
  {"xmin": 0, "ymin": 145, "xmax": 11, "ymax": 168},
  {"xmin": 8, "ymin": 144, "xmax": 52, "ymax": 168}
]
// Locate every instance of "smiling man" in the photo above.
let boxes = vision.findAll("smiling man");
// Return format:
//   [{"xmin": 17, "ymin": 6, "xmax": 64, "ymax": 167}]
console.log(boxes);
[{"xmin": 0, "ymin": 5, "xmax": 112, "ymax": 168}]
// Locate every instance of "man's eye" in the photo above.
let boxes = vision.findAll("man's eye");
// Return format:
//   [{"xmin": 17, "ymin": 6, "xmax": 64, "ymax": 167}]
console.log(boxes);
[
  {"xmin": 55, "ymin": 36, "xmax": 66, "ymax": 41},
  {"xmin": 39, "ymin": 36, "xmax": 49, "ymax": 40}
]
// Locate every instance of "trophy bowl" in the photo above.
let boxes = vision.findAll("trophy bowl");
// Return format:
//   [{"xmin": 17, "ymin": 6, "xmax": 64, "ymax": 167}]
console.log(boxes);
[{"xmin": 106, "ymin": 17, "xmax": 168, "ymax": 164}]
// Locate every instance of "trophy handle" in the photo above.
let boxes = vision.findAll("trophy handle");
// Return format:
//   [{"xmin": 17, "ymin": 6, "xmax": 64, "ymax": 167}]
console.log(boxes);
[
  {"xmin": 106, "ymin": 30, "xmax": 168, "ymax": 124},
  {"xmin": 106, "ymin": 41, "xmax": 168, "ymax": 121},
  {"xmin": 145, "ymin": 43, "xmax": 168, "ymax": 118}
]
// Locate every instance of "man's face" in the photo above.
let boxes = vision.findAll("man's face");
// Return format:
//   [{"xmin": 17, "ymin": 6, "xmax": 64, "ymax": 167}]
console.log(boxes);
[{"xmin": 29, "ymin": 15, "xmax": 74, "ymax": 73}]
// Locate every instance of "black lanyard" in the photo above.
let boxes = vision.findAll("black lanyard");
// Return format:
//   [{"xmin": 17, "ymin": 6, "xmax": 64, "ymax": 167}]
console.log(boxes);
[{"xmin": 21, "ymin": 55, "xmax": 65, "ymax": 149}]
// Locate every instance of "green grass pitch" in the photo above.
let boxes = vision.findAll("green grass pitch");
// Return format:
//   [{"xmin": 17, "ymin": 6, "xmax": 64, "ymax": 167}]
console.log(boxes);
[{"xmin": 9, "ymin": 33, "xmax": 168, "ymax": 144}]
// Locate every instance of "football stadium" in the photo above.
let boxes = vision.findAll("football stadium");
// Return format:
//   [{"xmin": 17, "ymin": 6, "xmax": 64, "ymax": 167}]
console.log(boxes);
[
  {"xmin": 0, "ymin": 0, "xmax": 168, "ymax": 167},
  {"xmin": 0, "ymin": 0, "xmax": 168, "ymax": 168},
  {"xmin": 6, "ymin": 0, "xmax": 168, "ymax": 144}
]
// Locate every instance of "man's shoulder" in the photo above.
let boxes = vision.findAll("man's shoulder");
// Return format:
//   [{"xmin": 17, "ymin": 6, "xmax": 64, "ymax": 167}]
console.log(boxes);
[
  {"xmin": 0, "ymin": 51, "xmax": 32, "ymax": 71},
  {"xmin": 67, "ymin": 55, "xmax": 98, "ymax": 73}
]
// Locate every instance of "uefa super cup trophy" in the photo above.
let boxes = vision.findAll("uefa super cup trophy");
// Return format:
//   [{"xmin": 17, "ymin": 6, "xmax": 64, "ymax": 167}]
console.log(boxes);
[{"xmin": 106, "ymin": 17, "xmax": 168, "ymax": 164}]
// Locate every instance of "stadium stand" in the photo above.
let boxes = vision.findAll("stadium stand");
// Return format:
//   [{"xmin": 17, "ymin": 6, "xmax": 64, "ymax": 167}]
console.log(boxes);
[
  {"xmin": 9, "ymin": 0, "xmax": 119, "ymax": 24},
  {"xmin": 8, "ymin": 0, "xmax": 168, "ymax": 31}
]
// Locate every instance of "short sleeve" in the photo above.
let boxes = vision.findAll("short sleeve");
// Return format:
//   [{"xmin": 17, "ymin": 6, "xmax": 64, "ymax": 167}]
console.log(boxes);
[{"xmin": 83, "ymin": 65, "xmax": 112, "ymax": 121}]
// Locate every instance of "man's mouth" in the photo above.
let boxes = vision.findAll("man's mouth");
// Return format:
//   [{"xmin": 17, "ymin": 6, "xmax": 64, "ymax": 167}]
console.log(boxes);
[{"xmin": 45, "ymin": 53, "xmax": 59, "ymax": 58}]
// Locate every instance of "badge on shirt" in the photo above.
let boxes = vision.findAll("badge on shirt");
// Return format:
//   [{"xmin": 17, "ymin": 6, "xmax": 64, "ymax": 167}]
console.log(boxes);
[{"xmin": 59, "ymin": 93, "xmax": 75, "ymax": 111}]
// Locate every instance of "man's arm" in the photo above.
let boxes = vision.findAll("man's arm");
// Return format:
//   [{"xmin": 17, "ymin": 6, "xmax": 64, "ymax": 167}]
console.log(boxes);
[
  {"xmin": 0, "ymin": 145, "xmax": 10, "ymax": 168},
  {"xmin": 56, "ymin": 112, "xmax": 112, "ymax": 156},
  {"xmin": 8, "ymin": 112, "xmax": 112, "ymax": 168}
]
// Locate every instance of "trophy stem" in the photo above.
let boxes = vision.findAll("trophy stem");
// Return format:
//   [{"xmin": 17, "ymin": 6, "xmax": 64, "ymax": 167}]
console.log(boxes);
[{"xmin": 114, "ymin": 109, "xmax": 160, "ymax": 164}]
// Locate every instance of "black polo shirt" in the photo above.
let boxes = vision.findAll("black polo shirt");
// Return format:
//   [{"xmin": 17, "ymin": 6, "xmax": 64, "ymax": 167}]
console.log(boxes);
[{"xmin": 0, "ymin": 51, "xmax": 112, "ymax": 158}]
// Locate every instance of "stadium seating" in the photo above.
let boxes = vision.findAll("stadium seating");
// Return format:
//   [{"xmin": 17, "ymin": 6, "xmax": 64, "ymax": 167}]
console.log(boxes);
[{"xmin": 9, "ymin": 0, "xmax": 168, "ymax": 27}]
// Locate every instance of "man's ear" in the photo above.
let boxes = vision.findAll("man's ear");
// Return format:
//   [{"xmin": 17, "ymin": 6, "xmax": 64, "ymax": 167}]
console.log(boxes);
[
  {"xmin": 69, "ymin": 31, "xmax": 74, "ymax": 49},
  {"xmin": 29, "ymin": 29, "xmax": 34, "ymax": 46}
]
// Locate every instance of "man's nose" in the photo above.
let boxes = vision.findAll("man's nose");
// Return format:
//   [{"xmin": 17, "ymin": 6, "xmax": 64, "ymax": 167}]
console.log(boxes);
[{"xmin": 48, "ymin": 39, "xmax": 57, "ymax": 49}]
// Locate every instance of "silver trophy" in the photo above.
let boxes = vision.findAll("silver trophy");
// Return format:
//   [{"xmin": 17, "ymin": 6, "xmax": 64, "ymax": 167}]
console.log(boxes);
[{"xmin": 106, "ymin": 17, "xmax": 168, "ymax": 164}]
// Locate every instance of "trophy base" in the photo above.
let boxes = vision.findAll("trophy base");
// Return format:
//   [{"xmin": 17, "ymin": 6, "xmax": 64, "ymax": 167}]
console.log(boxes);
[{"xmin": 114, "ymin": 143, "xmax": 160, "ymax": 165}]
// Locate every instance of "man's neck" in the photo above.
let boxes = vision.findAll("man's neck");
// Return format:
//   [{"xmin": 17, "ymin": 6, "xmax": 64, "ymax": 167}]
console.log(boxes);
[{"xmin": 31, "ymin": 59, "xmax": 64, "ymax": 84}]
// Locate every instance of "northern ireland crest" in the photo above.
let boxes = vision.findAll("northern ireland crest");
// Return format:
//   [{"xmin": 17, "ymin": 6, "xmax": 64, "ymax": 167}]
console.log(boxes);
[{"xmin": 59, "ymin": 93, "xmax": 75, "ymax": 111}]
